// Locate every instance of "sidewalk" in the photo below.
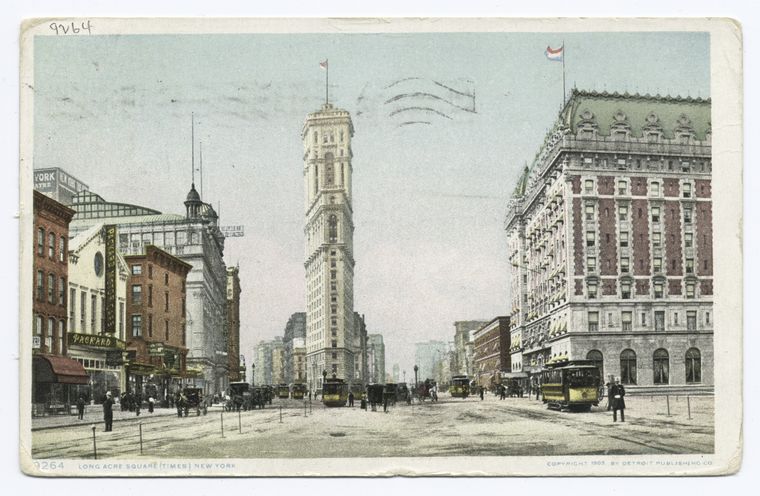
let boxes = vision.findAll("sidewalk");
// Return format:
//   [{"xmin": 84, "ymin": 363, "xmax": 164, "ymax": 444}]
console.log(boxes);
[{"xmin": 31, "ymin": 404, "xmax": 224, "ymax": 431}]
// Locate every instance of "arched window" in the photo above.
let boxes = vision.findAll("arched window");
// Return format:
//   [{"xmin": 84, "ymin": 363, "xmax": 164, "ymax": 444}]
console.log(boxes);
[
  {"xmin": 586, "ymin": 350, "xmax": 604, "ymax": 379},
  {"xmin": 685, "ymin": 348, "xmax": 702, "ymax": 383},
  {"xmin": 653, "ymin": 348, "xmax": 669, "ymax": 384},
  {"xmin": 328, "ymin": 215, "xmax": 338, "ymax": 243},
  {"xmin": 620, "ymin": 349, "xmax": 637, "ymax": 385}
]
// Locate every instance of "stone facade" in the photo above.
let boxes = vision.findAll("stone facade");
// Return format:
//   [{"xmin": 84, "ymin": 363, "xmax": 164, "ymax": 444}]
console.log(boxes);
[
  {"xmin": 302, "ymin": 103, "xmax": 356, "ymax": 388},
  {"xmin": 505, "ymin": 90, "xmax": 712, "ymax": 393},
  {"xmin": 226, "ymin": 267, "xmax": 241, "ymax": 382}
]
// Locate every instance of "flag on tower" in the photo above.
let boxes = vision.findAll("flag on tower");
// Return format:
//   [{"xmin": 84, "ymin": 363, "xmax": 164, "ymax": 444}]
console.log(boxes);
[
  {"xmin": 545, "ymin": 45, "xmax": 564, "ymax": 62},
  {"xmin": 320, "ymin": 59, "xmax": 328, "ymax": 70}
]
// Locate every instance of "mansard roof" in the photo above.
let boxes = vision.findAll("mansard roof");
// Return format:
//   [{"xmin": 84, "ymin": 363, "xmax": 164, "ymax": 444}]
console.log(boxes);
[{"xmin": 560, "ymin": 89, "xmax": 711, "ymax": 140}]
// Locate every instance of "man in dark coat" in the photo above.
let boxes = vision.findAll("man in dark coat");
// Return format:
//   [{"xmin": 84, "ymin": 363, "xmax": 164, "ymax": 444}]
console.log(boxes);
[
  {"xmin": 348, "ymin": 391, "xmax": 354, "ymax": 407},
  {"xmin": 479, "ymin": 386, "xmax": 484, "ymax": 400},
  {"xmin": 76, "ymin": 395, "xmax": 86, "ymax": 420},
  {"xmin": 103, "ymin": 391, "xmax": 114, "ymax": 432},
  {"xmin": 610, "ymin": 380, "xmax": 626, "ymax": 422}
]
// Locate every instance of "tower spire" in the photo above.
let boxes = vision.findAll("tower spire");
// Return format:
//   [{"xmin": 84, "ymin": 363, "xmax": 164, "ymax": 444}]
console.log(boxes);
[
  {"xmin": 200, "ymin": 140, "xmax": 204, "ymax": 199},
  {"xmin": 191, "ymin": 112, "xmax": 195, "ymax": 186}
]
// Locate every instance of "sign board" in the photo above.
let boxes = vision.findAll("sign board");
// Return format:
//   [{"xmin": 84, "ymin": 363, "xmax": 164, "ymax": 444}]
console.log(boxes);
[
  {"xmin": 68, "ymin": 332, "xmax": 126, "ymax": 350},
  {"xmin": 220, "ymin": 225, "xmax": 245, "ymax": 237},
  {"xmin": 103, "ymin": 225, "xmax": 117, "ymax": 333},
  {"xmin": 148, "ymin": 343, "xmax": 165, "ymax": 356},
  {"xmin": 32, "ymin": 336, "xmax": 41, "ymax": 349}
]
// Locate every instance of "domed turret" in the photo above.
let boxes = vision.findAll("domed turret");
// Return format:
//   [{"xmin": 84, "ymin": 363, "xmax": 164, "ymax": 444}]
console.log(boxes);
[{"xmin": 185, "ymin": 183, "xmax": 202, "ymax": 219}]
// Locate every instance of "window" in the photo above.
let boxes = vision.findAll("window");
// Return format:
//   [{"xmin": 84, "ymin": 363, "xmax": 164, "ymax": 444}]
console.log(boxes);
[
  {"xmin": 584, "ymin": 179, "xmax": 594, "ymax": 194},
  {"xmin": 37, "ymin": 228, "xmax": 44, "ymax": 255},
  {"xmin": 652, "ymin": 206, "xmax": 661, "ymax": 223},
  {"xmin": 164, "ymin": 320, "xmax": 168, "ymax": 342},
  {"xmin": 651, "ymin": 182, "xmax": 660, "ymax": 197},
  {"xmin": 617, "ymin": 180, "xmax": 627, "ymax": 195},
  {"xmin": 69, "ymin": 288, "xmax": 76, "ymax": 331},
  {"xmin": 684, "ymin": 208, "xmax": 693, "ymax": 224},
  {"xmin": 131, "ymin": 264, "xmax": 142, "ymax": 276},
  {"xmin": 653, "ymin": 349, "xmax": 669, "ymax": 384},
  {"xmin": 640, "ymin": 312, "xmax": 647, "ymax": 326},
  {"xmin": 586, "ymin": 231, "xmax": 595, "ymax": 247},
  {"xmin": 685, "ymin": 258, "xmax": 694, "ymax": 274},
  {"xmin": 148, "ymin": 285, "xmax": 153, "ymax": 307},
  {"xmin": 685, "ymin": 348, "xmax": 701, "ymax": 383},
  {"xmin": 587, "ymin": 257, "xmax": 597, "ymax": 272},
  {"xmin": 48, "ymin": 273, "xmax": 55, "ymax": 304},
  {"xmin": 80, "ymin": 291, "xmax": 87, "ymax": 331},
  {"xmin": 653, "ymin": 258, "xmax": 663, "ymax": 273},
  {"xmin": 585, "ymin": 204, "xmax": 594, "ymax": 221},
  {"xmin": 328, "ymin": 215, "xmax": 338, "ymax": 243},
  {"xmin": 131, "ymin": 315, "xmax": 142, "ymax": 337},
  {"xmin": 673, "ymin": 312, "xmax": 679, "ymax": 325},
  {"xmin": 58, "ymin": 320, "xmax": 65, "ymax": 354},
  {"xmin": 587, "ymin": 282, "xmax": 598, "ymax": 299},
  {"xmin": 620, "ymin": 349, "xmax": 637, "ymax": 385},
  {"xmin": 47, "ymin": 318, "xmax": 54, "ymax": 351},
  {"xmin": 35, "ymin": 314, "xmax": 42, "ymax": 341},
  {"xmin": 621, "ymin": 281, "xmax": 631, "ymax": 299},
  {"xmin": 48, "ymin": 232, "xmax": 55, "ymax": 258},
  {"xmin": 331, "ymin": 340, "xmax": 337, "ymax": 348},
  {"xmin": 588, "ymin": 312, "xmax": 599, "ymax": 332},
  {"xmin": 586, "ymin": 350, "xmax": 603, "ymax": 378},
  {"xmin": 132, "ymin": 285, "xmax": 142, "ymax": 304},
  {"xmin": 91, "ymin": 294, "xmax": 97, "ymax": 331},
  {"xmin": 182, "ymin": 323, "xmax": 186, "ymax": 346},
  {"xmin": 148, "ymin": 314, "xmax": 153, "ymax": 337},
  {"xmin": 683, "ymin": 183, "xmax": 692, "ymax": 198},
  {"xmin": 687, "ymin": 311, "xmax": 697, "ymax": 331},
  {"xmin": 36, "ymin": 270, "xmax": 44, "ymax": 300},
  {"xmin": 620, "ymin": 231, "xmax": 629, "ymax": 247},
  {"xmin": 621, "ymin": 257, "xmax": 630, "ymax": 273},
  {"xmin": 165, "ymin": 292, "xmax": 169, "ymax": 312},
  {"xmin": 148, "ymin": 264, "xmax": 153, "ymax": 279},
  {"xmin": 119, "ymin": 302, "xmax": 125, "ymax": 336},
  {"xmin": 685, "ymin": 233, "xmax": 693, "ymax": 248},
  {"xmin": 654, "ymin": 281, "xmax": 664, "ymax": 299},
  {"xmin": 705, "ymin": 311, "xmax": 711, "ymax": 325},
  {"xmin": 622, "ymin": 311, "xmax": 633, "ymax": 331},
  {"xmin": 58, "ymin": 277, "xmax": 66, "ymax": 306},
  {"xmin": 618, "ymin": 205, "xmax": 628, "ymax": 221},
  {"xmin": 165, "ymin": 273, "xmax": 169, "ymax": 285},
  {"xmin": 59, "ymin": 236, "xmax": 66, "ymax": 262},
  {"xmin": 653, "ymin": 232, "xmax": 662, "ymax": 247}
]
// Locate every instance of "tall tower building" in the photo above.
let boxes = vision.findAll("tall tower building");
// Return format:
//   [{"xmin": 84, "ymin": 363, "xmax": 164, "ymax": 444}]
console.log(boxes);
[{"xmin": 302, "ymin": 103, "xmax": 356, "ymax": 390}]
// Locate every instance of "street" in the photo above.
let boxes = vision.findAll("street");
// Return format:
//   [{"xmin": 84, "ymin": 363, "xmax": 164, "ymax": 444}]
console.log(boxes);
[{"xmin": 31, "ymin": 393, "xmax": 713, "ymax": 459}]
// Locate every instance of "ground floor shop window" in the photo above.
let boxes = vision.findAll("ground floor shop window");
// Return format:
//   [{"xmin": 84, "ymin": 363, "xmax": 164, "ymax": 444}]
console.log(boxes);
[
  {"xmin": 653, "ymin": 348, "xmax": 669, "ymax": 384},
  {"xmin": 620, "ymin": 349, "xmax": 637, "ymax": 385},
  {"xmin": 586, "ymin": 349, "xmax": 603, "ymax": 378},
  {"xmin": 685, "ymin": 348, "xmax": 702, "ymax": 383}
]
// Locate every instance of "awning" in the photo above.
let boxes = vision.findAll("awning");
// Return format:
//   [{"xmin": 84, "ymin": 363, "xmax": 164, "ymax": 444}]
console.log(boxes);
[
  {"xmin": 33, "ymin": 354, "xmax": 89, "ymax": 385},
  {"xmin": 501, "ymin": 372, "xmax": 529, "ymax": 379}
]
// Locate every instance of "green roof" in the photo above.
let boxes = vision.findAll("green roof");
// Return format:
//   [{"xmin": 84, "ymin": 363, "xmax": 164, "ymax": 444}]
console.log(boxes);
[{"xmin": 560, "ymin": 89, "xmax": 711, "ymax": 140}]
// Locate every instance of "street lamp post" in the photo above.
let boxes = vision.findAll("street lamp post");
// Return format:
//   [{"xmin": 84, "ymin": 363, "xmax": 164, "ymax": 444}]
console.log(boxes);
[
  {"xmin": 414, "ymin": 365, "xmax": 418, "ymax": 388},
  {"xmin": 251, "ymin": 363, "xmax": 255, "ymax": 387}
]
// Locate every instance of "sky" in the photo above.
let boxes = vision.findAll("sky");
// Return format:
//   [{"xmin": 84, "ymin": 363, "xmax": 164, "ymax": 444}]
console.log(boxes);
[{"xmin": 32, "ymin": 30, "xmax": 710, "ymax": 375}]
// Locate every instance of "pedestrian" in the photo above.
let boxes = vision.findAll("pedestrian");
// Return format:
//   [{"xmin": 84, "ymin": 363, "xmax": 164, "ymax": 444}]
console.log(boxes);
[
  {"xmin": 308, "ymin": 390, "xmax": 312, "ymax": 401},
  {"xmin": 479, "ymin": 386, "xmax": 484, "ymax": 401},
  {"xmin": 610, "ymin": 379, "xmax": 626, "ymax": 422},
  {"xmin": 76, "ymin": 395, "xmax": 86, "ymax": 420},
  {"xmin": 383, "ymin": 393, "xmax": 389, "ymax": 413},
  {"xmin": 175, "ymin": 392, "xmax": 183, "ymax": 418},
  {"xmin": 148, "ymin": 396, "xmax": 155, "ymax": 413},
  {"xmin": 605, "ymin": 382, "xmax": 613, "ymax": 411},
  {"xmin": 134, "ymin": 392, "xmax": 141, "ymax": 416},
  {"xmin": 348, "ymin": 391, "xmax": 354, "ymax": 407},
  {"xmin": 535, "ymin": 381, "xmax": 540, "ymax": 401},
  {"xmin": 103, "ymin": 391, "xmax": 114, "ymax": 432},
  {"xmin": 499, "ymin": 385, "xmax": 506, "ymax": 400}
]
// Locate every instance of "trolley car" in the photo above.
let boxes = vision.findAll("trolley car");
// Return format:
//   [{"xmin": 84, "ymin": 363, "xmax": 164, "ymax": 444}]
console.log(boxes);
[
  {"xmin": 276, "ymin": 384, "xmax": 290, "ymax": 399},
  {"xmin": 292, "ymin": 383, "xmax": 307, "ymax": 400},
  {"xmin": 322, "ymin": 378, "xmax": 349, "ymax": 407},
  {"xmin": 450, "ymin": 375, "xmax": 470, "ymax": 398},
  {"xmin": 540, "ymin": 360, "xmax": 601, "ymax": 411}
]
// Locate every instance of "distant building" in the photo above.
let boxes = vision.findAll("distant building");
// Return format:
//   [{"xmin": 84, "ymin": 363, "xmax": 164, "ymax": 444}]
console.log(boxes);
[
  {"xmin": 282, "ymin": 312, "xmax": 306, "ymax": 384},
  {"xmin": 473, "ymin": 317, "xmax": 511, "ymax": 388},
  {"xmin": 453, "ymin": 321, "xmax": 489, "ymax": 377},
  {"xmin": 352, "ymin": 312, "xmax": 369, "ymax": 385},
  {"xmin": 226, "ymin": 267, "xmax": 241, "ymax": 382},
  {"xmin": 505, "ymin": 90, "xmax": 713, "ymax": 393},
  {"xmin": 271, "ymin": 337, "xmax": 285, "ymax": 385},
  {"xmin": 33, "ymin": 167, "xmax": 89, "ymax": 205},
  {"xmin": 414, "ymin": 340, "xmax": 448, "ymax": 382},
  {"xmin": 367, "ymin": 334, "xmax": 385, "ymax": 384},
  {"xmin": 392, "ymin": 363, "xmax": 400, "ymax": 383},
  {"xmin": 292, "ymin": 338, "xmax": 306, "ymax": 383}
]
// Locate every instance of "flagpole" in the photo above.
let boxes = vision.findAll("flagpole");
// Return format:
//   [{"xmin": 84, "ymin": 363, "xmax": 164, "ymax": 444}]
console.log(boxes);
[
  {"xmin": 325, "ymin": 58, "xmax": 329, "ymax": 106},
  {"xmin": 562, "ymin": 41, "xmax": 566, "ymax": 106},
  {"xmin": 191, "ymin": 112, "xmax": 195, "ymax": 185}
]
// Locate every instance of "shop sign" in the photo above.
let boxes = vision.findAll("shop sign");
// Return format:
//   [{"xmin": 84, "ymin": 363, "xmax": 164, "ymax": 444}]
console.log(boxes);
[
  {"xmin": 148, "ymin": 343, "xmax": 164, "ymax": 356},
  {"xmin": 103, "ymin": 225, "xmax": 117, "ymax": 333},
  {"xmin": 68, "ymin": 332, "xmax": 126, "ymax": 350},
  {"xmin": 33, "ymin": 336, "xmax": 41, "ymax": 349},
  {"xmin": 106, "ymin": 350, "xmax": 124, "ymax": 366}
]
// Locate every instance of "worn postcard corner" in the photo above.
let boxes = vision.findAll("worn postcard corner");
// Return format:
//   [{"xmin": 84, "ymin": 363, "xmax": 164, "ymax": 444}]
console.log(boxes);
[{"xmin": 19, "ymin": 16, "xmax": 742, "ymax": 477}]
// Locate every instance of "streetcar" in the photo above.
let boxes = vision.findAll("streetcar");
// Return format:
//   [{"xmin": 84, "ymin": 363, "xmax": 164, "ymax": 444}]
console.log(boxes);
[
  {"xmin": 450, "ymin": 375, "xmax": 470, "ymax": 398},
  {"xmin": 292, "ymin": 383, "xmax": 307, "ymax": 400},
  {"xmin": 276, "ymin": 383, "xmax": 290, "ymax": 399},
  {"xmin": 540, "ymin": 360, "xmax": 601, "ymax": 411},
  {"xmin": 322, "ymin": 378, "xmax": 349, "ymax": 407}
]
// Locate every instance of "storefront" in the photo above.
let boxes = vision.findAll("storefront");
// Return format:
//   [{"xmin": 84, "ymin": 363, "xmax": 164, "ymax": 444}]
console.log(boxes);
[
  {"xmin": 67, "ymin": 332, "xmax": 126, "ymax": 404},
  {"xmin": 32, "ymin": 354, "xmax": 89, "ymax": 416}
]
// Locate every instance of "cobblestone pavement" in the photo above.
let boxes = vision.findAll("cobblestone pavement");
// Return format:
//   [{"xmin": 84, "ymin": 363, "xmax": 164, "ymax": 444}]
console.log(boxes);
[{"xmin": 29, "ymin": 393, "xmax": 713, "ymax": 459}]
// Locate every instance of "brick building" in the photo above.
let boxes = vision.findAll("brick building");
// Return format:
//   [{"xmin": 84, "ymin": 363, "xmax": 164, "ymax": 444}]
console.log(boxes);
[
  {"xmin": 31, "ymin": 191, "xmax": 87, "ymax": 411},
  {"xmin": 505, "ymin": 90, "xmax": 712, "ymax": 393},
  {"xmin": 226, "ymin": 266, "xmax": 241, "ymax": 382},
  {"xmin": 473, "ymin": 317, "xmax": 510, "ymax": 389},
  {"xmin": 123, "ymin": 245, "xmax": 192, "ymax": 402}
]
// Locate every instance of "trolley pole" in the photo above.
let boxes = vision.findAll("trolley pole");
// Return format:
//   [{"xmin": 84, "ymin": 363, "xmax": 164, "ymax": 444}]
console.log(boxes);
[
  {"xmin": 139, "ymin": 422, "xmax": 143, "ymax": 455},
  {"xmin": 238, "ymin": 409, "xmax": 242, "ymax": 433},
  {"xmin": 279, "ymin": 405, "xmax": 283, "ymax": 423},
  {"xmin": 666, "ymin": 395, "xmax": 672, "ymax": 417},
  {"xmin": 220, "ymin": 411, "xmax": 225, "ymax": 438},
  {"xmin": 687, "ymin": 396, "xmax": 692, "ymax": 420},
  {"xmin": 304, "ymin": 401, "xmax": 307, "ymax": 417},
  {"xmin": 91, "ymin": 425, "xmax": 97, "ymax": 460}
]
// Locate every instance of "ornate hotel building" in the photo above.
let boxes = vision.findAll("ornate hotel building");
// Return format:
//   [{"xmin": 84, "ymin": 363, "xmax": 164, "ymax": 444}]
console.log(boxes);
[
  {"xmin": 302, "ymin": 103, "xmax": 356, "ymax": 388},
  {"xmin": 505, "ymin": 90, "xmax": 713, "ymax": 393}
]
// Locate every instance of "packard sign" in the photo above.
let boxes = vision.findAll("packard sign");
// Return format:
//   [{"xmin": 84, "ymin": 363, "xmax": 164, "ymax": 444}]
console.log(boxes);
[{"xmin": 68, "ymin": 332, "xmax": 126, "ymax": 350}]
